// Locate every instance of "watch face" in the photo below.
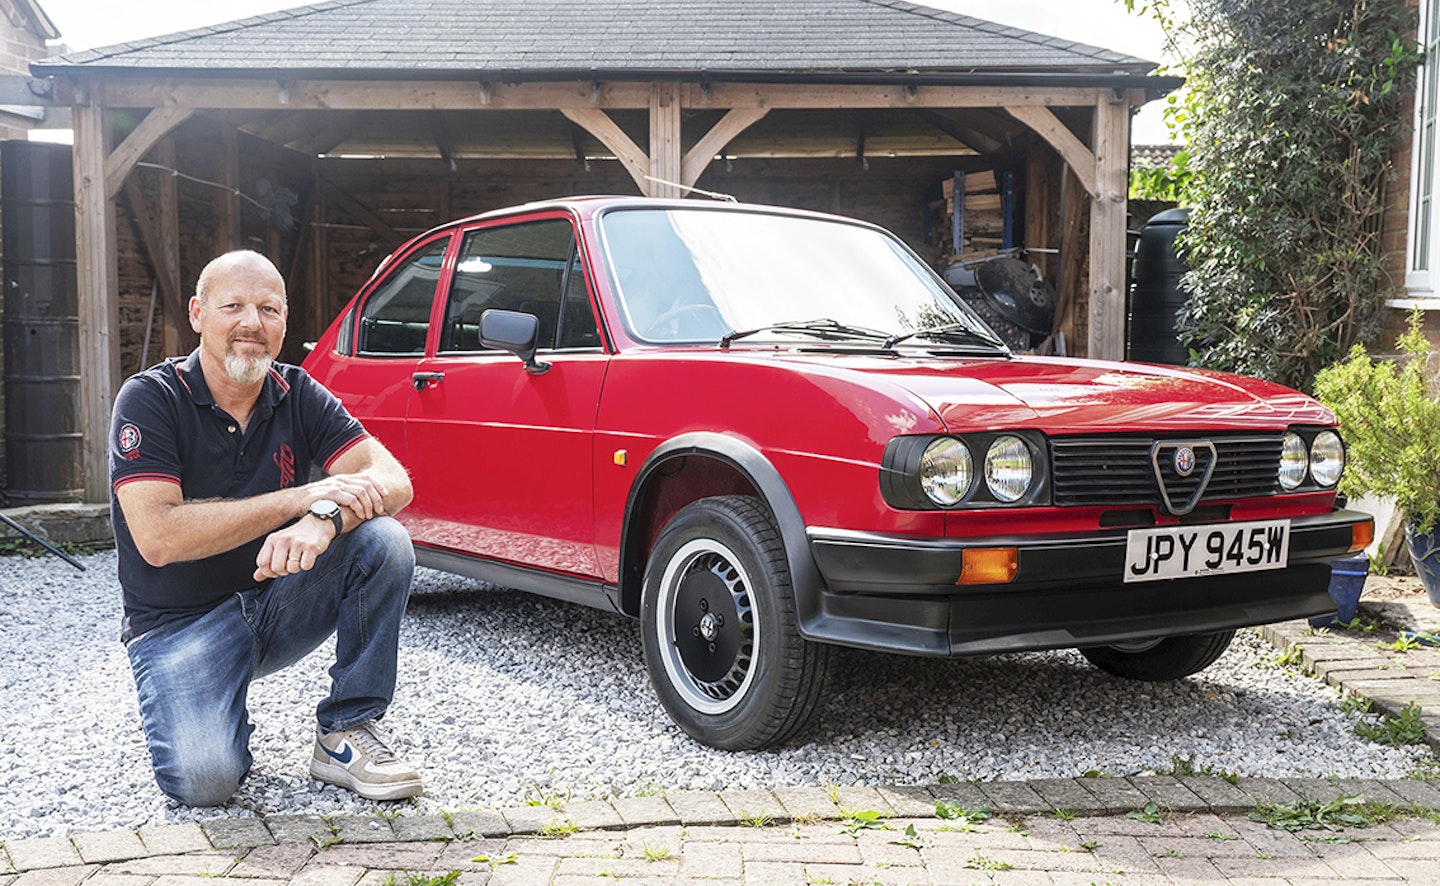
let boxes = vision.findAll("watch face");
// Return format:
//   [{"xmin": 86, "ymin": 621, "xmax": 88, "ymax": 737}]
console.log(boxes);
[{"xmin": 312, "ymin": 499, "xmax": 340, "ymax": 517}]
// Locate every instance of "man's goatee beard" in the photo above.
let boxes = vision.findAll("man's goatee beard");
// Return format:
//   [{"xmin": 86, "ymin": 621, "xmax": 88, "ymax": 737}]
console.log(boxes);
[{"xmin": 224, "ymin": 352, "xmax": 272, "ymax": 385}]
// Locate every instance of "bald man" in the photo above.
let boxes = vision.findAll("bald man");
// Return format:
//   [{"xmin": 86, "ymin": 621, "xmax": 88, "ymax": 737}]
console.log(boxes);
[{"xmin": 109, "ymin": 250, "xmax": 421, "ymax": 806}]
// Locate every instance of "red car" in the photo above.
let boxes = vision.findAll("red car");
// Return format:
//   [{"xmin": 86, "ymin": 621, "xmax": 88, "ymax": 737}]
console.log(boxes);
[{"xmin": 302, "ymin": 197, "xmax": 1372, "ymax": 750}]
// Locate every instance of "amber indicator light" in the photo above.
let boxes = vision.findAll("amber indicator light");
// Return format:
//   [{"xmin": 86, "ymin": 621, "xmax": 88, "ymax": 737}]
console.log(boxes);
[{"xmin": 957, "ymin": 547, "xmax": 1019, "ymax": 585}]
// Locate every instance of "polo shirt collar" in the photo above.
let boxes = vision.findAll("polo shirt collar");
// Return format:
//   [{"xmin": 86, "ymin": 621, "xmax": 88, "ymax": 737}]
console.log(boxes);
[{"xmin": 173, "ymin": 349, "xmax": 290, "ymax": 417}]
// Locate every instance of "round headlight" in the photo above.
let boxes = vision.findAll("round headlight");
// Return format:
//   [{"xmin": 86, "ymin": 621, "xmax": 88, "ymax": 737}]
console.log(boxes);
[
  {"xmin": 985, "ymin": 435, "xmax": 1033, "ymax": 503},
  {"xmin": 1310, "ymin": 430, "xmax": 1345, "ymax": 488},
  {"xmin": 920, "ymin": 437, "xmax": 973, "ymax": 506},
  {"xmin": 1279, "ymin": 432, "xmax": 1309, "ymax": 490}
]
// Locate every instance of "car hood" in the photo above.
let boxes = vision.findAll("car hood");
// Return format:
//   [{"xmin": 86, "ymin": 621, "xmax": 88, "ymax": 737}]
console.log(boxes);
[{"xmin": 759, "ymin": 351, "xmax": 1333, "ymax": 434}]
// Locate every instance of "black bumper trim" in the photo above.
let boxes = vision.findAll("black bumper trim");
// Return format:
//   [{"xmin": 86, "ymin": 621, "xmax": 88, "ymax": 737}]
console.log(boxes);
[{"xmin": 794, "ymin": 509, "xmax": 1368, "ymax": 657}]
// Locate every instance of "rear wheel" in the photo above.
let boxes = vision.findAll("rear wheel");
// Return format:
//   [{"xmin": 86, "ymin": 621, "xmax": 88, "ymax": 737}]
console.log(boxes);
[
  {"xmin": 640, "ymin": 495, "xmax": 831, "ymax": 749},
  {"xmin": 1079, "ymin": 630, "xmax": 1235, "ymax": 681}
]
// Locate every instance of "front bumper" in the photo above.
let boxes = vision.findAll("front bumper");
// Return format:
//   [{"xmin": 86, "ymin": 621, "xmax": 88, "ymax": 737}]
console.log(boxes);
[{"xmin": 799, "ymin": 508, "xmax": 1370, "ymax": 657}]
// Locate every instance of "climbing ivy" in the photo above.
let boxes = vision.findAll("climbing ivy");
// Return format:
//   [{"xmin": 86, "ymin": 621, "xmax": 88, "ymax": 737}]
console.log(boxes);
[{"xmin": 1127, "ymin": 0, "xmax": 1421, "ymax": 391}]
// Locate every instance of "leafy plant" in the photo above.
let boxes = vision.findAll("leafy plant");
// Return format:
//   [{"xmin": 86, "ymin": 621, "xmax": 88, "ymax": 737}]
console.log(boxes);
[
  {"xmin": 1127, "ymin": 802, "xmax": 1165, "ymax": 824},
  {"xmin": 472, "ymin": 852, "xmax": 517, "ymax": 868},
  {"xmin": 1249, "ymin": 795, "xmax": 1395, "ymax": 831},
  {"xmin": 641, "ymin": 841, "xmax": 673, "ymax": 861},
  {"xmin": 383, "ymin": 873, "xmax": 460, "ymax": 886},
  {"xmin": 889, "ymin": 824, "xmax": 927, "ymax": 849},
  {"xmin": 1355, "ymin": 702, "xmax": 1428, "ymax": 746},
  {"xmin": 839, "ymin": 808, "xmax": 887, "ymax": 835},
  {"xmin": 1315, "ymin": 311, "xmax": 1440, "ymax": 534},
  {"xmin": 739, "ymin": 810, "xmax": 773, "ymax": 828},
  {"xmin": 964, "ymin": 855, "xmax": 1014, "ymax": 872},
  {"xmin": 1126, "ymin": 0, "xmax": 1421, "ymax": 391},
  {"xmin": 538, "ymin": 818, "xmax": 578, "ymax": 838},
  {"xmin": 934, "ymin": 801, "xmax": 992, "ymax": 825}
]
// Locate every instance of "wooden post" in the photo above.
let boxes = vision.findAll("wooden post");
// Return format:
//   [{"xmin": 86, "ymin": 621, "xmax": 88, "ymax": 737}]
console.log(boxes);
[
  {"xmin": 73, "ymin": 100, "xmax": 120, "ymax": 502},
  {"xmin": 648, "ymin": 83, "xmax": 682, "ymax": 197},
  {"xmin": 1086, "ymin": 93, "xmax": 1130, "ymax": 361},
  {"xmin": 155, "ymin": 138, "xmax": 189, "ymax": 356},
  {"xmin": 218, "ymin": 125, "xmax": 242, "ymax": 249}
]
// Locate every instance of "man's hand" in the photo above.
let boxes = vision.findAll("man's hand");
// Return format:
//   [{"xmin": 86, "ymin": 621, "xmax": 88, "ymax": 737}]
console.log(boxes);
[
  {"xmin": 253, "ymin": 519, "xmax": 334, "ymax": 581},
  {"xmin": 301, "ymin": 472, "xmax": 389, "ymax": 524}
]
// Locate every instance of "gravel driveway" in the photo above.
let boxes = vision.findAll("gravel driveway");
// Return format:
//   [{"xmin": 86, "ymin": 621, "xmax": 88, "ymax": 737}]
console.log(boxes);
[{"xmin": 0, "ymin": 550, "xmax": 1430, "ymax": 839}]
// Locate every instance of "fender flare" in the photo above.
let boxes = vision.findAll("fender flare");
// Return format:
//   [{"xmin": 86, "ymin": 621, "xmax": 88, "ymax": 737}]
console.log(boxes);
[{"xmin": 619, "ymin": 432, "xmax": 825, "ymax": 626}]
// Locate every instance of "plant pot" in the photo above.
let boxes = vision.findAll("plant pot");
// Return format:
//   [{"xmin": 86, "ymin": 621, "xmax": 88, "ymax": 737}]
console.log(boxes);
[
  {"xmin": 1308, "ymin": 556, "xmax": 1369, "ymax": 628},
  {"xmin": 1406, "ymin": 523, "xmax": 1440, "ymax": 606}
]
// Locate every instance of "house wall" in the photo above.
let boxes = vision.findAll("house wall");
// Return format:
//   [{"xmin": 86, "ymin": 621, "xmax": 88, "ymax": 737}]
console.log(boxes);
[{"xmin": 1387, "ymin": 0, "xmax": 1440, "ymax": 352}]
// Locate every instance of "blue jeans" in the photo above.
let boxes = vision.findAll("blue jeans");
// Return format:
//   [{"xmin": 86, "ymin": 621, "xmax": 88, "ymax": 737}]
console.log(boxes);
[{"xmin": 125, "ymin": 517, "xmax": 415, "ymax": 807}]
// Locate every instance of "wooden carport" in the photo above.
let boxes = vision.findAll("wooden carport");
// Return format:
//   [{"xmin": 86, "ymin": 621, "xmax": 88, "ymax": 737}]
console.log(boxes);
[{"xmin": 29, "ymin": 0, "xmax": 1178, "ymax": 501}]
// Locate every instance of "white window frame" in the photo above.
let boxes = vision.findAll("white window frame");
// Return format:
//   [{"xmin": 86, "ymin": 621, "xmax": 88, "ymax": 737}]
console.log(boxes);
[{"xmin": 1403, "ymin": 0, "xmax": 1440, "ymax": 308}]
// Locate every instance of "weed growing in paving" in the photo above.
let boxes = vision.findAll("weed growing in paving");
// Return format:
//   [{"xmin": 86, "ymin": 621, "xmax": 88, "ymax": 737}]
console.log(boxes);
[
  {"xmin": 539, "ymin": 818, "xmax": 579, "ymax": 838},
  {"xmin": 472, "ymin": 852, "xmax": 517, "ymax": 868},
  {"xmin": 382, "ymin": 873, "xmax": 460, "ymax": 886},
  {"xmin": 1248, "ymin": 795, "xmax": 1395, "ymax": 831},
  {"xmin": 1126, "ymin": 802, "xmax": 1166, "ymax": 825},
  {"xmin": 1354, "ymin": 702, "xmax": 1428, "ymax": 746},
  {"xmin": 839, "ymin": 808, "xmax": 887, "ymax": 835},
  {"xmin": 641, "ymin": 841, "xmax": 673, "ymax": 861},
  {"xmin": 888, "ymin": 824, "xmax": 927, "ymax": 850},
  {"xmin": 1205, "ymin": 830, "xmax": 1239, "ymax": 841},
  {"xmin": 739, "ymin": 810, "xmax": 773, "ymax": 828},
  {"xmin": 934, "ymin": 801, "xmax": 992, "ymax": 831},
  {"xmin": 1161, "ymin": 753, "xmax": 1239, "ymax": 782},
  {"xmin": 964, "ymin": 855, "xmax": 1014, "ymax": 872}
]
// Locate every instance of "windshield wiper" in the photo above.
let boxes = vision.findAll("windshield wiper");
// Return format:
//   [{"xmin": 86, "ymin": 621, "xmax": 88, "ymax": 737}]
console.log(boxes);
[
  {"xmin": 720, "ymin": 317, "xmax": 894, "ymax": 349},
  {"xmin": 882, "ymin": 323, "xmax": 1007, "ymax": 350}
]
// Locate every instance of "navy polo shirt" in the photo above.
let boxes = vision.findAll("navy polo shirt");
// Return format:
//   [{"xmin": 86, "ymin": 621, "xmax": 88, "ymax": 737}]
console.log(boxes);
[{"xmin": 109, "ymin": 350, "xmax": 368, "ymax": 642}]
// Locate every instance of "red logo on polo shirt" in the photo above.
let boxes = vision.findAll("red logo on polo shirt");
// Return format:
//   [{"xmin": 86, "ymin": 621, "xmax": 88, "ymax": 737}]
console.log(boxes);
[
  {"xmin": 118, "ymin": 423, "xmax": 142, "ymax": 461},
  {"xmin": 274, "ymin": 444, "xmax": 295, "ymax": 488}
]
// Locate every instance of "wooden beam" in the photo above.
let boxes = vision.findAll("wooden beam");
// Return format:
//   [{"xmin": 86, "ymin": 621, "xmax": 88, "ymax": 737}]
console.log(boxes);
[
  {"xmin": 216, "ymin": 125, "xmax": 242, "ymax": 249},
  {"xmin": 1086, "ymin": 94, "xmax": 1130, "ymax": 361},
  {"xmin": 154, "ymin": 137, "xmax": 188, "ymax": 356},
  {"xmin": 73, "ymin": 101, "xmax": 120, "ymax": 502},
  {"xmin": 103, "ymin": 105, "xmax": 194, "ymax": 199},
  {"xmin": 681, "ymin": 107, "xmax": 769, "ymax": 187},
  {"xmin": 294, "ymin": 111, "xmax": 363, "ymax": 155},
  {"xmin": 93, "ymin": 77, "xmax": 1115, "ymax": 112},
  {"xmin": 123, "ymin": 177, "xmax": 190, "ymax": 349},
  {"xmin": 1005, "ymin": 105, "xmax": 1097, "ymax": 199},
  {"xmin": 559, "ymin": 107, "xmax": 649, "ymax": 194},
  {"xmin": 649, "ymin": 83, "xmax": 682, "ymax": 197}
]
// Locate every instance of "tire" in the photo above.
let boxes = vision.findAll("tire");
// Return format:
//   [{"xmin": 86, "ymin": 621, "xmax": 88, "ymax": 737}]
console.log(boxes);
[
  {"xmin": 640, "ymin": 495, "xmax": 831, "ymax": 750},
  {"xmin": 1079, "ymin": 629, "xmax": 1235, "ymax": 682}
]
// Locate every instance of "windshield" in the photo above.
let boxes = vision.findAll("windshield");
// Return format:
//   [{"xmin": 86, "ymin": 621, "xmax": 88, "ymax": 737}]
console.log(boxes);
[{"xmin": 597, "ymin": 206, "xmax": 1001, "ymax": 349}]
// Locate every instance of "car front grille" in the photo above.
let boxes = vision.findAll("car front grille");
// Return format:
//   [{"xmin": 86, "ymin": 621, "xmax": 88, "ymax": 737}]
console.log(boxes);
[{"xmin": 1050, "ymin": 434, "xmax": 1282, "ymax": 511}]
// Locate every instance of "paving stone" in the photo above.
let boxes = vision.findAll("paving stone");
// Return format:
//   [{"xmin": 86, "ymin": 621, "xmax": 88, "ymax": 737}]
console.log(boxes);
[
  {"xmin": 138, "ymin": 825, "xmax": 211, "ymax": 857},
  {"xmin": 716, "ymin": 790, "xmax": 785, "ymax": 824},
  {"xmin": 678, "ymin": 840, "xmax": 743, "ymax": 880},
  {"xmin": 608, "ymin": 796, "xmax": 678, "ymax": 828},
  {"xmin": 328, "ymin": 817, "xmax": 396, "ymax": 845},
  {"xmin": 662, "ymin": 791, "xmax": 731, "ymax": 826},
  {"xmin": 264, "ymin": 816, "xmax": 332, "ymax": 847},
  {"xmin": 100, "ymin": 855, "xmax": 236, "ymax": 878},
  {"xmin": 770, "ymin": 786, "xmax": 838, "ymax": 820},
  {"xmin": 1232, "ymin": 777, "xmax": 1307, "ymax": 807},
  {"xmin": 1174, "ymin": 776, "xmax": 1254, "ymax": 813},
  {"xmin": 204, "ymin": 818, "xmax": 275, "ymax": 850},
  {"xmin": 305, "ymin": 843, "xmax": 446, "ymax": 871},
  {"xmin": 1332, "ymin": 779, "xmax": 1411, "ymax": 808},
  {"xmin": 1126, "ymin": 776, "xmax": 1206, "ymax": 813},
  {"xmin": 4, "ymin": 838, "xmax": 83, "ymax": 872},
  {"xmin": 1280, "ymin": 777, "xmax": 1350, "ymax": 805},
  {"xmin": 927, "ymin": 781, "xmax": 994, "ymax": 814},
  {"xmin": 1073, "ymin": 777, "xmax": 1149, "ymax": 814},
  {"xmin": 229, "ymin": 843, "xmax": 317, "ymax": 878},
  {"xmin": 1, "ymin": 847, "xmax": 14, "ymax": 876},
  {"xmin": 1377, "ymin": 779, "xmax": 1440, "ymax": 810},
  {"xmin": 829, "ymin": 786, "xmax": 894, "ymax": 817},
  {"xmin": 385, "ymin": 815, "xmax": 454, "ymax": 843},
  {"xmin": 1026, "ymin": 778, "xmax": 1107, "ymax": 815},
  {"xmin": 498, "ymin": 806, "xmax": 566, "ymax": 836},
  {"xmin": 285, "ymin": 865, "xmax": 366, "ymax": 886},
  {"xmin": 874, "ymin": 785, "xmax": 938, "ymax": 818},
  {"xmin": 77, "ymin": 874, "xmax": 157, "ymax": 886},
  {"xmin": 974, "ymin": 780, "xmax": 1049, "ymax": 814},
  {"xmin": 447, "ymin": 810, "xmax": 511, "ymax": 839},
  {"xmin": 10, "ymin": 866, "xmax": 98, "ymax": 886},
  {"xmin": 72, "ymin": 832, "xmax": 146, "ymax": 866}
]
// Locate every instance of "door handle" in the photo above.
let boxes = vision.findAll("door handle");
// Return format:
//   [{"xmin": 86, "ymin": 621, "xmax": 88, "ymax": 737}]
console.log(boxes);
[{"xmin": 411, "ymin": 371, "xmax": 445, "ymax": 391}]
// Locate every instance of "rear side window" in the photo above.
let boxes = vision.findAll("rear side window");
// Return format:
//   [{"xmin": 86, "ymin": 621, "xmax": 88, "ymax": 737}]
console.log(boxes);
[
  {"xmin": 357, "ymin": 237, "xmax": 449, "ymax": 356},
  {"xmin": 440, "ymin": 218, "xmax": 600, "ymax": 353}
]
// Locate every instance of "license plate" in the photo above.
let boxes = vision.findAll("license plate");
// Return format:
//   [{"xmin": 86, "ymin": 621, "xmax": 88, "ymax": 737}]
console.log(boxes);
[{"xmin": 1123, "ymin": 519, "xmax": 1291, "ymax": 583}]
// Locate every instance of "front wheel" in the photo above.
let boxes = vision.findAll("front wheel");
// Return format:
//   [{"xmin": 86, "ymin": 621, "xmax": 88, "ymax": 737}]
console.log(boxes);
[
  {"xmin": 640, "ymin": 495, "xmax": 831, "ymax": 750},
  {"xmin": 1079, "ymin": 629, "xmax": 1235, "ymax": 681}
]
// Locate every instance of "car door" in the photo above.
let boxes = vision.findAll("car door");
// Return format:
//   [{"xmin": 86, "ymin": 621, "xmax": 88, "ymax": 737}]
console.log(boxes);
[
  {"xmin": 404, "ymin": 214, "xmax": 609, "ymax": 578},
  {"xmin": 317, "ymin": 234, "xmax": 454, "ymax": 465}
]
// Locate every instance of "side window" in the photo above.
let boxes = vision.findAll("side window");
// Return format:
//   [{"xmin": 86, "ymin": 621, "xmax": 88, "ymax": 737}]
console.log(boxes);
[
  {"xmin": 557, "ymin": 249, "xmax": 602, "ymax": 349},
  {"xmin": 441, "ymin": 218, "xmax": 596, "ymax": 353},
  {"xmin": 357, "ymin": 237, "xmax": 449, "ymax": 356}
]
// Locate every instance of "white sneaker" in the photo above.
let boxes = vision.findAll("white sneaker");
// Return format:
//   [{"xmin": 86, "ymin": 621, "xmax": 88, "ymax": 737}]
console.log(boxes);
[{"xmin": 310, "ymin": 721, "xmax": 422, "ymax": 801}]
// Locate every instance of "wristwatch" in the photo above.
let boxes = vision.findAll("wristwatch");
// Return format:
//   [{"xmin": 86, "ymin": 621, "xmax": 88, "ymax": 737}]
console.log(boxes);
[{"xmin": 307, "ymin": 499, "xmax": 344, "ymax": 538}]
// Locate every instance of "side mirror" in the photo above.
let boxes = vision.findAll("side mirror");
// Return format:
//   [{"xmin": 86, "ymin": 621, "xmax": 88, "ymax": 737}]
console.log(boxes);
[{"xmin": 479, "ymin": 309, "xmax": 551, "ymax": 375}]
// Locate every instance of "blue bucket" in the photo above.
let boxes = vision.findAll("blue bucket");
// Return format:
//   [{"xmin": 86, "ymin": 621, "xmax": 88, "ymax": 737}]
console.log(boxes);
[{"xmin": 1309, "ymin": 556, "xmax": 1369, "ymax": 628}]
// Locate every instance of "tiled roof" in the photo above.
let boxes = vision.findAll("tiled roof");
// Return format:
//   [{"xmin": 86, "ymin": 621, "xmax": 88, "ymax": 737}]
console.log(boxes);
[{"xmin": 34, "ymin": 0, "xmax": 1155, "ymax": 78}]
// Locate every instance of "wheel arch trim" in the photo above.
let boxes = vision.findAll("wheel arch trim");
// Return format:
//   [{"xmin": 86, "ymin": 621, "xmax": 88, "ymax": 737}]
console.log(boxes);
[{"xmin": 619, "ymin": 432, "xmax": 826, "ymax": 625}]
